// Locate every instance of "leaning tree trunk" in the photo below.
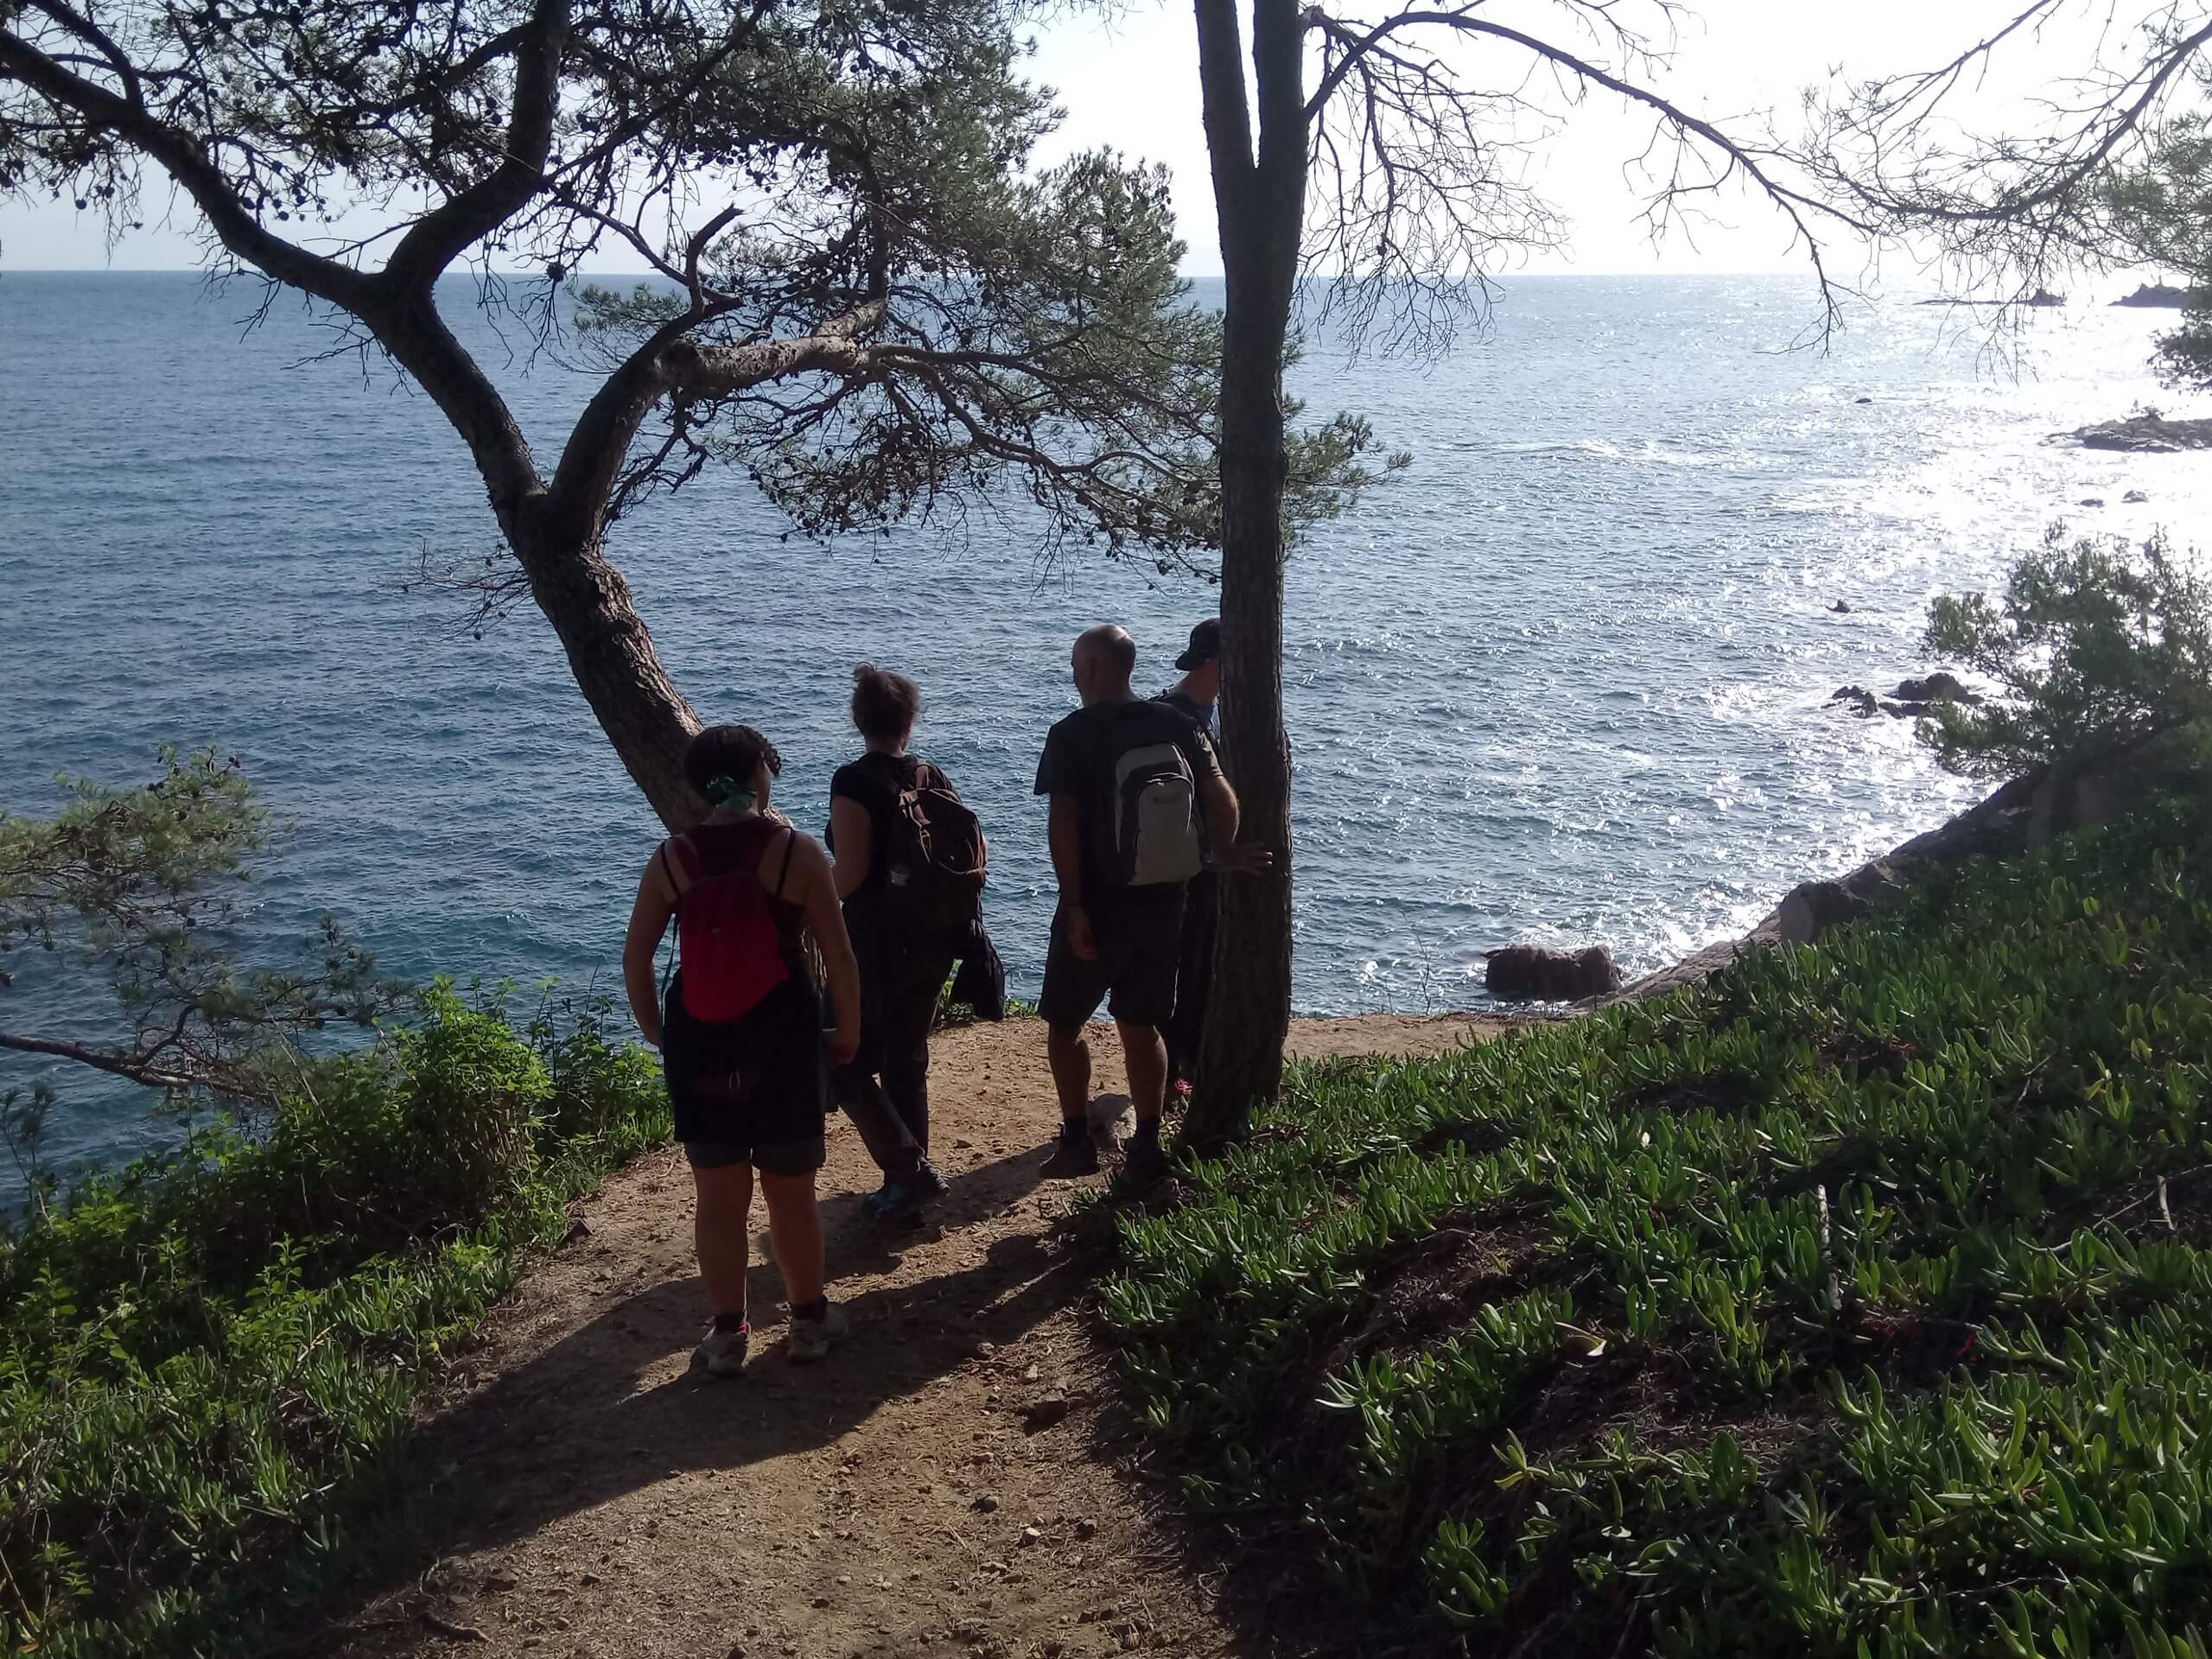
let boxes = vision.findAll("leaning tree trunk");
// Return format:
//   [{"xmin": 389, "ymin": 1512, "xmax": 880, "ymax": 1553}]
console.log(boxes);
[
  {"xmin": 1183, "ymin": 0, "xmax": 1308, "ymax": 1148},
  {"xmin": 372, "ymin": 286, "xmax": 711, "ymax": 834},
  {"xmin": 509, "ymin": 508, "xmax": 703, "ymax": 829}
]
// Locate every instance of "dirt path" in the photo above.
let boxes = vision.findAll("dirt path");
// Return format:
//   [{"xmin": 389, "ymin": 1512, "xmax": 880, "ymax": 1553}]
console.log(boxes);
[{"xmin": 332, "ymin": 1013, "xmax": 1515, "ymax": 1659}]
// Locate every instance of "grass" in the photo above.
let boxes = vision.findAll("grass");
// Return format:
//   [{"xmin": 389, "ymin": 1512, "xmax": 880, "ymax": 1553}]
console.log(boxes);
[
  {"xmin": 0, "ymin": 983, "xmax": 670, "ymax": 1658},
  {"xmin": 1103, "ymin": 794, "xmax": 2212, "ymax": 1656}
]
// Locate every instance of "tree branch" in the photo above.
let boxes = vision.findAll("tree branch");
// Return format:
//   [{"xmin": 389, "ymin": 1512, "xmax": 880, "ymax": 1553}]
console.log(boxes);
[
  {"xmin": 1195, "ymin": 0, "xmax": 1260, "ymax": 213},
  {"xmin": 383, "ymin": 0, "xmax": 570, "ymax": 289},
  {"xmin": 0, "ymin": 24, "xmax": 369, "ymax": 309},
  {"xmin": 0, "ymin": 1031, "xmax": 197, "ymax": 1093},
  {"xmin": 547, "ymin": 300, "xmax": 887, "ymax": 526}
]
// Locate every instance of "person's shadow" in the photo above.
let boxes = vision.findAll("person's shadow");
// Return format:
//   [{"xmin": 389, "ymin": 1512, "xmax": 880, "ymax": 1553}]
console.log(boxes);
[{"xmin": 383, "ymin": 1136, "xmax": 1076, "ymax": 1567}]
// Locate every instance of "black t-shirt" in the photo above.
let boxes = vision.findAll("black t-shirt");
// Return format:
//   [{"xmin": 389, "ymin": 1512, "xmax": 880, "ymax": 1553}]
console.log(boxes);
[
  {"xmin": 829, "ymin": 752, "xmax": 946, "ymax": 894},
  {"xmin": 1033, "ymin": 699, "xmax": 1223, "ymax": 898}
]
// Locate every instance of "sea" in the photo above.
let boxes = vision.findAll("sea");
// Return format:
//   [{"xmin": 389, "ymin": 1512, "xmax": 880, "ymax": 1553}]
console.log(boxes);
[{"xmin": 4, "ymin": 270, "xmax": 2209, "ymax": 1178}]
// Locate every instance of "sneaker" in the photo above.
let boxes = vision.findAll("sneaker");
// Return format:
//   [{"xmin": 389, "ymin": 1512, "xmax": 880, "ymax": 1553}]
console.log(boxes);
[
  {"xmin": 690, "ymin": 1321, "xmax": 750, "ymax": 1379},
  {"xmin": 914, "ymin": 1160, "xmax": 950, "ymax": 1203},
  {"xmin": 1122, "ymin": 1130, "xmax": 1170, "ymax": 1188},
  {"xmin": 862, "ymin": 1178, "xmax": 929, "ymax": 1226},
  {"xmin": 1039, "ymin": 1122, "xmax": 1101, "ymax": 1179},
  {"xmin": 787, "ymin": 1302, "xmax": 850, "ymax": 1363}
]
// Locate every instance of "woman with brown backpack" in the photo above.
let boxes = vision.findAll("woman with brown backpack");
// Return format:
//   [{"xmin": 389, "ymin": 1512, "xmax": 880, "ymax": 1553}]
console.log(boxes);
[{"xmin": 827, "ymin": 664, "xmax": 988, "ymax": 1225}]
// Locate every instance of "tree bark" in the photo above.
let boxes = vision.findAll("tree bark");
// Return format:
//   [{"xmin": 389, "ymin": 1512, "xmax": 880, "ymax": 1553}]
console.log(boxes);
[
  {"xmin": 510, "ymin": 511, "xmax": 703, "ymax": 827},
  {"xmin": 1184, "ymin": 0, "xmax": 1307, "ymax": 1148}
]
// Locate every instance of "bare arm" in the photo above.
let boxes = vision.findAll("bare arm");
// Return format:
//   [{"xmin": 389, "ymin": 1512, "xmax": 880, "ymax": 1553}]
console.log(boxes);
[
  {"xmin": 829, "ymin": 795, "xmax": 873, "ymax": 901},
  {"xmin": 1193, "ymin": 747, "xmax": 1272, "ymax": 876},
  {"xmin": 621, "ymin": 847, "xmax": 677, "ymax": 1047},
  {"xmin": 1197, "ymin": 772, "xmax": 1242, "ymax": 861},
  {"xmin": 1046, "ymin": 793, "xmax": 1098, "ymax": 961},
  {"xmin": 1047, "ymin": 793, "xmax": 1086, "ymax": 906},
  {"xmin": 789, "ymin": 833, "xmax": 862, "ymax": 1065}
]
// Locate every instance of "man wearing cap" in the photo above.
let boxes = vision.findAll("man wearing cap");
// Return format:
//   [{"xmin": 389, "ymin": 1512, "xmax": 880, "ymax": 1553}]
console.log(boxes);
[
  {"xmin": 1157, "ymin": 618, "xmax": 1221, "ymax": 1096},
  {"xmin": 1159, "ymin": 617, "xmax": 1220, "ymax": 738}
]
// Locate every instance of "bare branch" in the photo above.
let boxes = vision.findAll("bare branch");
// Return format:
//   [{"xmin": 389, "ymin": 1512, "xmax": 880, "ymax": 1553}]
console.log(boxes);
[{"xmin": 0, "ymin": 1031, "xmax": 197, "ymax": 1093}]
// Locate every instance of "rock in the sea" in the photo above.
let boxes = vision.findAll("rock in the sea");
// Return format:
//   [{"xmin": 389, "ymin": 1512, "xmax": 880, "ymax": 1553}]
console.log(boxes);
[
  {"xmin": 2113, "ymin": 282, "xmax": 2197, "ymax": 308},
  {"xmin": 2125, "ymin": 488, "xmax": 2150, "ymax": 503},
  {"xmin": 2067, "ymin": 412, "xmax": 2212, "ymax": 452},
  {"xmin": 1830, "ymin": 599, "xmax": 1853, "ymax": 613},
  {"xmin": 1484, "ymin": 944, "xmax": 1620, "ymax": 1001},
  {"xmin": 2025, "ymin": 287, "xmax": 2066, "ymax": 306},
  {"xmin": 2080, "ymin": 497, "xmax": 2107, "ymax": 508},
  {"xmin": 1830, "ymin": 684, "xmax": 1878, "ymax": 716},
  {"xmin": 1882, "ymin": 700, "xmax": 1931, "ymax": 719},
  {"xmin": 1892, "ymin": 672, "xmax": 1977, "ymax": 704},
  {"xmin": 1854, "ymin": 396, "xmax": 1874, "ymax": 404}
]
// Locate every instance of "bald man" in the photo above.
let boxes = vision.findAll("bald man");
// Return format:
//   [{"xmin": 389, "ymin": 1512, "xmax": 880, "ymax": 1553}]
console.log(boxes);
[{"xmin": 1032, "ymin": 625, "xmax": 1267, "ymax": 1185}]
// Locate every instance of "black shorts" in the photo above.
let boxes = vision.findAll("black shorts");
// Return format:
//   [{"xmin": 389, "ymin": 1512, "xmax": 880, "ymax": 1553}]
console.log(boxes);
[
  {"xmin": 683, "ymin": 1135, "xmax": 825, "ymax": 1176},
  {"xmin": 1039, "ymin": 888, "xmax": 1185, "ymax": 1029},
  {"xmin": 662, "ymin": 970, "xmax": 828, "ymax": 1156}
]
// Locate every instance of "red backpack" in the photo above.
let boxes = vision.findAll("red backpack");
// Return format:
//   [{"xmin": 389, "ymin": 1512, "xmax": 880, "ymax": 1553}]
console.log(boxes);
[{"xmin": 664, "ymin": 825, "xmax": 791, "ymax": 1022}]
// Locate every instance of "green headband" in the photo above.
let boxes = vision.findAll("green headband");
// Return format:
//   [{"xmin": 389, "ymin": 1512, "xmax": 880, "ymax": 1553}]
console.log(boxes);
[{"xmin": 703, "ymin": 773, "xmax": 757, "ymax": 810}]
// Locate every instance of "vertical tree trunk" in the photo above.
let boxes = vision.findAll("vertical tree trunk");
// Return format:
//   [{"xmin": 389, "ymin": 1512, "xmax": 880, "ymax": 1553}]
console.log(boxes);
[
  {"xmin": 1183, "ymin": 0, "xmax": 1307, "ymax": 1148},
  {"xmin": 510, "ymin": 509, "xmax": 703, "ymax": 829}
]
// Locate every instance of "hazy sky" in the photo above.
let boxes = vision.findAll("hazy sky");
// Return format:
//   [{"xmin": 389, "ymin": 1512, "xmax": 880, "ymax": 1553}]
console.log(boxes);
[{"xmin": 0, "ymin": 2, "xmax": 2086, "ymax": 277}]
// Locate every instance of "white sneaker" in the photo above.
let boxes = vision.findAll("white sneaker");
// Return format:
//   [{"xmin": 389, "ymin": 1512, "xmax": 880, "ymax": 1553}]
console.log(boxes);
[
  {"xmin": 787, "ymin": 1302, "xmax": 850, "ymax": 1363},
  {"xmin": 690, "ymin": 1322, "xmax": 749, "ymax": 1378}
]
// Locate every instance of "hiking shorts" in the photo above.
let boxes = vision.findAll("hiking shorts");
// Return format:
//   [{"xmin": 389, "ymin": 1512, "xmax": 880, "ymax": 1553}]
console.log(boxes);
[
  {"xmin": 683, "ymin": 1135, "xmax": 826, "ymax": 1176},
  {"xmin": 1039, "ymin": 888, "xmax": 1185, "ymax": 1030}
]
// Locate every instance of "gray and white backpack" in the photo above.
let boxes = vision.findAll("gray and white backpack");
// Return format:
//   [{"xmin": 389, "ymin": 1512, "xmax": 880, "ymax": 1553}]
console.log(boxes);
[{"xmin": 1110, "ymin": 738, "xmax": 1204, "ymax": 887}]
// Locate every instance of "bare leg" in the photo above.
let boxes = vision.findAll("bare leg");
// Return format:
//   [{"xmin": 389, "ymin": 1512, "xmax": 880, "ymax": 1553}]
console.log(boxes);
[
  {"xmin": 1118, "ymin": 1020, "xmax": 1168, "ymax": 1128},
  {"xmin": 691, "ymin": 1161, "xmax": 755, "ymax": 1318},
  {"xmin": 759, "ymin": 1169, "xmax": 826, "ymax": 1307},
  {"xmin": 1046, "ymin": 1020, "xmax": 1093, "ymax": 1126}
]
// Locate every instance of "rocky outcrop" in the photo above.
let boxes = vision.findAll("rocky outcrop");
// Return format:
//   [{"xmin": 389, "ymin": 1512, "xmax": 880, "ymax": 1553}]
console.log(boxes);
[
  {"xmin": 2065, "ymin": 412, "xmax": 2212, "ymax": 452},
  {"xmin": 1831, "ymin": 676, "xmax": 1980, "ymax": 719},
  {"xmin": 1917, "ymin": 289, "xmax": 2066, "ymax": 307},
  {"xmin": 1605, "ymin": 735, "xmax": 2199, "ymax": 1007},
  {"xmin": 2113, "ymin": 283, "xmax": 2199, "ymax": 308},
  {"xmin": 1484, "ymin": 944, "xmax": 1621, "ymax": 1001},
  {"xmin": 1892, "ymin": 673, "xmax": 1976, "ymax": 704}
]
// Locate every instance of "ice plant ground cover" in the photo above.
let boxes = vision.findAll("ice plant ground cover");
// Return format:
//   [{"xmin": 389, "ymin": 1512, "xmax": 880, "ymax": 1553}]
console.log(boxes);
[{"xmin": 1104, "ymin": 793, "xmax": 2212, "ymax": 1656}]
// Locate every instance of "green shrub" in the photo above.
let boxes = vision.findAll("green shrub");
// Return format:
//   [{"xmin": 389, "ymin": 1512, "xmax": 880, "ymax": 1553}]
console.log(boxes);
[
  {"xmin": 0, "ymin": 986, "xmax": 668, "ymax": 1657},
  {"xmin": 1105, "ymin": 795, "xmax": 2212, "ymax": 1654},
  {"xmin": 1921, "ymin": 525, "xmax": 2212, "ymax": 779}
]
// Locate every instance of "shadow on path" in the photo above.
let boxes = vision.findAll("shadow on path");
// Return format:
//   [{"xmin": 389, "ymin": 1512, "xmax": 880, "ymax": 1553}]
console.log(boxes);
[{"xmin": 401, "ymin": 1138, "xmax": 1071, "ymax": 1565}]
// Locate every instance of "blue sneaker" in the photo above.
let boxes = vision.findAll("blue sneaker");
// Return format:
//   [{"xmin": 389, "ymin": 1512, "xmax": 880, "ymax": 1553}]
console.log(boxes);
[{"xmin": 861, "ymin": 1179, "xmax": 927, "ymax": 1225}]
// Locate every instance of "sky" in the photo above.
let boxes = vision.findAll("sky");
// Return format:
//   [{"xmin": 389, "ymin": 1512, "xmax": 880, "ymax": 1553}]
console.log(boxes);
[{"xmin": 0, "ymin": 1, "xmax": 2120, "ymax": 279}]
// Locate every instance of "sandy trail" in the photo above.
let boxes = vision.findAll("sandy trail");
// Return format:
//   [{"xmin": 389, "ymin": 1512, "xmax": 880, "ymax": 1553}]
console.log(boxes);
[{"xmin": 330, "ymin": 1012, "xmax": 1515, "ymax": 1659}]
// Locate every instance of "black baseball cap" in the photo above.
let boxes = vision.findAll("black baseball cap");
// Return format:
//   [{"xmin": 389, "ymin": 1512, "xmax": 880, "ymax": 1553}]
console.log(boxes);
[{"xmin": 1175, "ymin": 617, "xmax": 1220, "ymax": 671}]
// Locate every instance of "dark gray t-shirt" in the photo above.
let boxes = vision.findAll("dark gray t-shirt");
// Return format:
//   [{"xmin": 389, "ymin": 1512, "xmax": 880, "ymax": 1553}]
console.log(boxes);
[
  {"xmin": 1155, "ymin": 685, "xmax": 1217, "ymax": 739},
  {"xmin": 1034, "ymin": 699, "xmax": 1223, "ymax": 897}
]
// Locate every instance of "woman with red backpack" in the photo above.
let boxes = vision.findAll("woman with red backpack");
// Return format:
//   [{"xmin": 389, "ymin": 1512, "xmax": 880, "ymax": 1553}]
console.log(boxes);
[
  {"xmin": 827, "ymin": 664, "xmax": 988, "ymax": 1225},
  {"xmin": 622, "ymin": 724, "xmax": 862, "ymax": 1376}
]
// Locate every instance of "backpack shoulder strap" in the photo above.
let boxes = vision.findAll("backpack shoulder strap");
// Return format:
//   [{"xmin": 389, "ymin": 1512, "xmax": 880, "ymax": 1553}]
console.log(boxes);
[
  {"xmin": 663, "ymin": 835, "xmax": 703, "ymax": 897},
  {"xmin": 765, "ymin": 825, "xmax": 800, "ymax": 900}
]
